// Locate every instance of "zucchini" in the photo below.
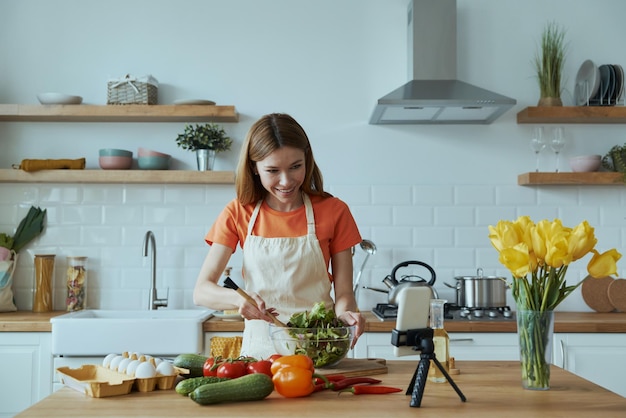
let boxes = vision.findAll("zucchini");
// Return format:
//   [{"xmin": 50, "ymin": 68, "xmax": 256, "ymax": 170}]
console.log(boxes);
[
  {"xmin": 173, "ymin": 353, "xmax": 208, "ymax": 378},
  {"xmin": 189, "ymin": 373, "xmax": 274, "ymax": 405}
]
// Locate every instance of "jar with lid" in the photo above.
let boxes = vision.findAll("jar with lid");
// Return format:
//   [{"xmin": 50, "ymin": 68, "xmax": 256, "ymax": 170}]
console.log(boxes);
[
  {"xmin": 33, "ymin": 254, "xmax": 55, "ymax": 312},
  {"xmin": 66, "ymin": 256, "xmax": 87, "ymax": 311}
]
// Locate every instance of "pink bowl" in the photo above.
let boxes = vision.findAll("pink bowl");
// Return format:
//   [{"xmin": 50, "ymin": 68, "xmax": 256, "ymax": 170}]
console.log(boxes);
[
  {"xmin": 138, "ymin": 147, "xmax": 170, "ymax": 158},
  {"xmin": 99, "ymin": 156, "xmax": 132, "ymax": 170},
  {"xmin": 569, "ymin": 155, "xmax": 601, "ymax": 172}
]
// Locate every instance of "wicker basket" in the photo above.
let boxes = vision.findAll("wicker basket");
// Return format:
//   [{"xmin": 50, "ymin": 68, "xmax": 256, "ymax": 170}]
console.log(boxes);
[{"xmin": 107, "ymin": 74, "xmax": 158, "ymax": 105}]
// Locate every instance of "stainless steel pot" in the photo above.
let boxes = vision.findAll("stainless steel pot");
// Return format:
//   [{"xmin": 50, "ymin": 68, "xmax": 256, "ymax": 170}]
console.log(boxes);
[{"xmin": 445, "ymin": 268, "xmax": 509, "ymax": 308}]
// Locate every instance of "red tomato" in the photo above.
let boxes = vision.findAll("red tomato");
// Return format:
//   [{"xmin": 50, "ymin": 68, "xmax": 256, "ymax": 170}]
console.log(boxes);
[
  {"xmin": 246, "ymin": 360, "xmax": 272, "ymax": 377},
  {"xmin": 216, "ymin": 361, "xmax": 247, "ymax": 379},
  {"xmin": 202, "ymin": 357, "xmax": 219, "ymax": 377},
  {"xmin": 267, "ymin": 354, "xmax": 283, "ymax": 364}
]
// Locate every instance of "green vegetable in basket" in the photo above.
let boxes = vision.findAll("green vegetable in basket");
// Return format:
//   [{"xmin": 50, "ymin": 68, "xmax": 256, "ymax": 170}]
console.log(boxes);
[{"xmin": 2, "ymin": 206, "xmax": 47, "ymax": 253}]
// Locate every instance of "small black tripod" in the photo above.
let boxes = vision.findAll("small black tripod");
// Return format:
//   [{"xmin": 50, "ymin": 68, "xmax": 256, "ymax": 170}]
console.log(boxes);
[{"xmin": 392, "ymin": 327, "xmax": 467, "ymax": 408}]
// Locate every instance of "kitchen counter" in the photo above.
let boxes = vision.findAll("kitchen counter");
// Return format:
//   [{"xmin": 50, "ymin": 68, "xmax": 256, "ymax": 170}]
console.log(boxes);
[
  {"xmin": 203, "ymin": 311, "xmax": 626, "ymax": 333},
  {"xmin": 15, "ymin": 361, "xmax": 626, "ymax": 417},
  {"xmin": 2, "ymin": 310, "xmax": 626, "ymax": 333}
]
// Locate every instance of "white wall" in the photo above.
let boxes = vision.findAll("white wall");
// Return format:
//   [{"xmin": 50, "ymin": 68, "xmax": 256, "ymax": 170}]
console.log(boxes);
[{"xmin": 1, "ymin": 0, "xmax": 625, "ymax": 312}]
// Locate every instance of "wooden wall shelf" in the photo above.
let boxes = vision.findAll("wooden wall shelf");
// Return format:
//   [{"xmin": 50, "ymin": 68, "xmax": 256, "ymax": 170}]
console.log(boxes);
[
  {"xmin": 0, "ymin": 169, "xmax": 235, "ymax": 184},
  {"xmin": 518, "ymin": 172, "xmax": 624, "ymax": 186},
  {"xmin": 0, "ymin": 104, "xmax": 239, "ymax": 123},
  {"xmin": 517, "ymin": 106, "xmax": 626, "ymax": 124}
]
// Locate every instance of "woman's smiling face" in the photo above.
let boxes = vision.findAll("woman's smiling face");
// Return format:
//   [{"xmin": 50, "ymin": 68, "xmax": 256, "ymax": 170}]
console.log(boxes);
[{"xmin": 255, "ymin": 146, "xmax": 306, "ymax": 211}]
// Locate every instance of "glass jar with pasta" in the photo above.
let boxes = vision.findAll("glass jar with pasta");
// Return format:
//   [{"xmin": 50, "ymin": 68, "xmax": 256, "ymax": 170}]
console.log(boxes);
[{"xmin": 66, "ymin": 256, "xmax": 87, "ymax": 311}]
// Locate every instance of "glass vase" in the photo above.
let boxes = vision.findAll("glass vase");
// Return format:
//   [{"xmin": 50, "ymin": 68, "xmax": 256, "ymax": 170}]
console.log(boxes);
[{"xmin": 516, "ymin": 309, "xmax": 554, "ymax": 390}]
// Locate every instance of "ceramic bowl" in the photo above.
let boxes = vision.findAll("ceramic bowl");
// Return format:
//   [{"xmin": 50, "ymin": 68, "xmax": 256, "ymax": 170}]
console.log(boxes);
[
  {"xmin": 138, "ymin": 156, "xmax": 170, "ymax": 170},
  {"xmin": 569, "ymin": 155, "xmax": 601, "ymax": 172},
  {"xmin": 269, "ymin": 324, "xmax": 355, "ymax": 368},
  {"xmin": 99, "ymin": 148, "xmax": 133, "ymax": 158},
  {"xmin": 138, "ymin": 147, "xmax": 170, "ymax": 158},
  {"xmin": 37, "ymin": 93, "xmax": 83, "ymax": 105},
  {"xmin": 99, "ymin": 156, "xmax": 132, "ymax": 170}
]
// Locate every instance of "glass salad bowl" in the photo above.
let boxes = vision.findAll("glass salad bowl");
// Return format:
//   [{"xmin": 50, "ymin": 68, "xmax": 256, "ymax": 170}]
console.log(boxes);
[{"xmin": 269, "ymin": 324, "xmax": 355, "ymax": 368}]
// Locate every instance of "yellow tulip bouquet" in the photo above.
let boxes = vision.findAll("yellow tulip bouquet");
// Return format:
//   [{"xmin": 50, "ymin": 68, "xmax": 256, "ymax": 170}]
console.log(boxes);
[{"xmin": 488, "ymin": 216, "xmax": 621, "ymax": 389}]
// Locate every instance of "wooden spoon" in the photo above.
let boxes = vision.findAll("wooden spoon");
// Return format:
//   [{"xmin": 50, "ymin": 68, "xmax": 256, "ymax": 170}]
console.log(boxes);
[{"xmin": 223, "ymin": 277, "xmax": 287, "ymax": 327}]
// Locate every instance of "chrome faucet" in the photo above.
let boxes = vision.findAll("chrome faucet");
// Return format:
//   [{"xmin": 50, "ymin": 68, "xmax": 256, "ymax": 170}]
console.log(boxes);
[{"xmin": 142, "ymin": 230, "xmax": 168, "ymax": 310}]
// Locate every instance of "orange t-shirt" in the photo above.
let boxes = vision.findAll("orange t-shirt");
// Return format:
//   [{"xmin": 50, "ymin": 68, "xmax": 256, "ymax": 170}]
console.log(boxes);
[{"xmin": 205, "ymin": 194, "xmax": 362, "ymax": 273}]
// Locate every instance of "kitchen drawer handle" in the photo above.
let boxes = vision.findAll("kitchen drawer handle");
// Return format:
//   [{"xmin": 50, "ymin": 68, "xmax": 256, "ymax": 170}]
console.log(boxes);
[
  {"xmin": 559, "ymin": 339, "xmax": 565, "ymax": 369},
  {"xmin": 450, "ymin": 338, "xmax": 474, "ymax": 342}
]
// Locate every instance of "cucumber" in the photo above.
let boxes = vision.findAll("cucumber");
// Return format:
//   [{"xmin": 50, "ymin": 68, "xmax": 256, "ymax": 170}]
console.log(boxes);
[
  {"xmin": 175, "ymin": 376, "xmax": 231, "ymax": 396},
  {"xmin": 173, "ymin": 353, "xmax": 208, "ymax": 378},
  {"xmin": 189, "ymin": 373, "xmax": 274, "ymax": 405}
]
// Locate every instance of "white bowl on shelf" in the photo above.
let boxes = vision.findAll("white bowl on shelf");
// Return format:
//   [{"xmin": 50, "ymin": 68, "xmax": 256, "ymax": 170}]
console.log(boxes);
[
  {"xmin": 37, "ymin": 92, "xmax": 83, "ymax": 105},
  {"xmin": 569, "ymin": 155, "xmax": 602, "ymax": 172}
]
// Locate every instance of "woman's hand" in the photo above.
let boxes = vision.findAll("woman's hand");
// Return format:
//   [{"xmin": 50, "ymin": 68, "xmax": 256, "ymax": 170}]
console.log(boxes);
[
  {"xmin": 338, "ymin": 310, "xmax": 364, "ymax": 348},
  {"xmin": 239, "ymin": 292, "xmax": 279, "ymax": 323}
]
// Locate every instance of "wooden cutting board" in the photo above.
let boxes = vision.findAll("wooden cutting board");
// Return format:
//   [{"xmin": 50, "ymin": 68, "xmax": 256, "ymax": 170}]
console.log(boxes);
[
  {"xmin": 581, "ymin": 275, "xmax": 615, "ymax": 313},
  {"xmin": 608, "ymin": 278, "xmax": 626, "ymax": 312},
  {"xmin": 316, "ymin": 358, "xmax": 388, "ymax": 377}
]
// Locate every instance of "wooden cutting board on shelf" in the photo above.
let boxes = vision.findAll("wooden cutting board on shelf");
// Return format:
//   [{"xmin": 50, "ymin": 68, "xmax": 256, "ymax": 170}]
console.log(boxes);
[
  {"xmin": 581, "ymin": 275, "xmax": 615, "ymax": 312},
  {"xmin": 316, "ymin": 358, "xmax": 388, "ymax": 377},
  {"xmin": 608, "ymin": 278, "xmax": 626, "ymax": 312}
]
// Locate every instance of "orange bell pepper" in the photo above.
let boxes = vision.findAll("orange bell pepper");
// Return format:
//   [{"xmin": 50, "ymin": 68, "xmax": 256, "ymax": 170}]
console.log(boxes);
[
  {"xmin": 271, "ymin": 354, "xmax": 316, "ymax": 398},
  {"xmin": 270, "ymin": 354, "xmax": 314, "ymax": 375}
]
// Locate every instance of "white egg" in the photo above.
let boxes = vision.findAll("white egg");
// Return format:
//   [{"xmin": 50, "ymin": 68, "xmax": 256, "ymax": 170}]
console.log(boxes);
[
  {"xmin": 134, "ymin": 361, "xmax": 157, "ymax": 378},
  {"xmin": 109, "ymin": 355, "xmax": 125, "ymax": 371},
  {"xmin": 126, "ymin": 360, "xmax": 141, "ymax": 377},
  {"xmin": 102, "ymin": 353, "xmax": 118, "ymax": 368},
  {"xmin": 153, "ymin": 357, "xmax": 163, "ymax": 366},
  {"xmin": 117, "ymin": 358, "xmax": 132, "ymax": 374},
  {"xmin": 156, "ymin": 361, "xmax": 175, "ymax": 376}
]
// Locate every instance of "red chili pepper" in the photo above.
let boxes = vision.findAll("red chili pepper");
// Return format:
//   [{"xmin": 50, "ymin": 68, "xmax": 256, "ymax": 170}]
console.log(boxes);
[
  {"xmin": 340, "ymin": 385, "xmax": 403, "ymax": 395},
  {"xmin": 331, "ymin": 377, "xmax": 382, "ymax": 391},
  {"xmin": 314, "ymin": 374, "xmax": 346, "ymax": 385}
]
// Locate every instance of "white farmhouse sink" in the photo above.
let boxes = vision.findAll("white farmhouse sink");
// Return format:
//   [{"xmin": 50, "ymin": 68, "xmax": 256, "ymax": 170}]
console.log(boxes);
[{"xmin": 51, "ymin": 309, "xmax": 214, "ymax": 356}]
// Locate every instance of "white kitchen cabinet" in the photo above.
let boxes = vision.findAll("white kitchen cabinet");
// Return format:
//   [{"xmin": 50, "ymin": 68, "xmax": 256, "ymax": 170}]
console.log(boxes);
[
  {"xmin": 0, "ymin": 333, "xmax": 52, "ymax": 418},
  {"xmin": 353, "ymin": 332, "xmax": 520, "ymax": 361},
  {"xmin": 553, "ymin": 333, "xmax": 626, "ymax": 398}
]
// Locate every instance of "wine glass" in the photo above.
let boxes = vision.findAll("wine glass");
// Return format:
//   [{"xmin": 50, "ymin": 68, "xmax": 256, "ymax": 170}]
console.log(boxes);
[
  {"xmin": 529, "ymin": 126, "xmax": 546, "ymax": 172},
  {"xmin": 550, "ymin": 127, "xmax": 566, "ymax": 172}
]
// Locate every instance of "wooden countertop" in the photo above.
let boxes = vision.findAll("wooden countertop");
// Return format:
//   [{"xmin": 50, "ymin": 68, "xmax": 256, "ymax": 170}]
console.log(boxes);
[
  {"xmin": 3, "ymin": 310, "xmax": 626, "ymax": 333},
  {"xmin": 15, "ymin": 361, "xmax": 626, "ymax": 417},
  {"xmin": 203, "ymin": 311, "xmax": 626, "ymax": 333}
]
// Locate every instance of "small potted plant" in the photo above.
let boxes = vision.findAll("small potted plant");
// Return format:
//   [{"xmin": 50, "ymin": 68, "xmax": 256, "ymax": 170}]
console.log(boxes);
[
  {"xmin": 175, "ymin": 123, "xmax": 233, "ymax": 171},
  {"xmin": 534, "ymin": 21, "xmax": 567, "ymax": 106}
]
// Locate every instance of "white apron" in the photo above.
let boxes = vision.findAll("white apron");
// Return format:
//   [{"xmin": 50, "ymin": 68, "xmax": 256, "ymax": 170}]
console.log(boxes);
[{"xmin": 240, "ymin": 194, "xmax": 334, "ymax": 359}]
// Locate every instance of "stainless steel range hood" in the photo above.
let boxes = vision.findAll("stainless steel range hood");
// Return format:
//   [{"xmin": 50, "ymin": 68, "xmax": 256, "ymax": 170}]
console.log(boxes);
[{"xmin": 369, "ymin": 0, "xmax": 516, "ymax": 125}]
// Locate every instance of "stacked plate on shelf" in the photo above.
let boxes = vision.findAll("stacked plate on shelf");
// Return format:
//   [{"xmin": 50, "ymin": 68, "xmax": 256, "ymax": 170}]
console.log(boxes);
[{"xmin": 575, "ymin": 60, "xmax": 624, "ymax": 106}]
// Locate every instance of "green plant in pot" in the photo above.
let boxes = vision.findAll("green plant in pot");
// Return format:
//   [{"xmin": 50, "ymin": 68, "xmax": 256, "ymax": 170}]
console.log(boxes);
[
  {"xmin": 175, "ymin": 123, "xmax": 232, "ymax": 171},
  {"xmin": 534, "ymin": 21, "xmax": 567, "ymax": 106}
]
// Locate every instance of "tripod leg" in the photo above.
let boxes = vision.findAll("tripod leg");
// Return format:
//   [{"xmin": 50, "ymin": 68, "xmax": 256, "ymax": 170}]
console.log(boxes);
[
  {"xmin": 410, "ymin": 356, "xmax": 430, "ymax": 407},
  {"xmin": 406, "ymin": 364, "xmax": 419, "ymax": 395},
  {"xmin": 432, "ymin": 356, "xmax": 467, "ymax": 402}
]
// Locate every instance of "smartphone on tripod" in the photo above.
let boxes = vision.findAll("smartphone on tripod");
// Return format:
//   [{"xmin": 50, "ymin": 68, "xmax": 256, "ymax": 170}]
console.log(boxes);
[{"xmin": 393, "ymin": 286, "xmax": 432, "ymax": 357}]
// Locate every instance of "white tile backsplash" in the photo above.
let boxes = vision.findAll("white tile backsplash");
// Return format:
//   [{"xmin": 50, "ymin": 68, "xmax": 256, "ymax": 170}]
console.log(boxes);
[{"xmin": 4, "ymin": 181, "xmax": 625, "ymax": 313}]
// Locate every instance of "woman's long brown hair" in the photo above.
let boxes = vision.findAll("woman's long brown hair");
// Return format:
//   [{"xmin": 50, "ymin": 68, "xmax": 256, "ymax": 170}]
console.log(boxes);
[{"xmin": 235, "ymin": 113, "xmax": 329, "ymax": 205}]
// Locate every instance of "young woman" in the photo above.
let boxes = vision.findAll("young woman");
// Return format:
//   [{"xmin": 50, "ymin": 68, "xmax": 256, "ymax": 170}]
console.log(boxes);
[{"xmin": 193, "ymin": 113, "xmax": 364, "ymax": 359}]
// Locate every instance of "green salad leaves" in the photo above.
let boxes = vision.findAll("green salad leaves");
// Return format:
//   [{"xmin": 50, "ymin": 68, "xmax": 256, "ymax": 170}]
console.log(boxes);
[{"xmin": 286, "ymin": 302, "xmax": 352, "ymax": 368}]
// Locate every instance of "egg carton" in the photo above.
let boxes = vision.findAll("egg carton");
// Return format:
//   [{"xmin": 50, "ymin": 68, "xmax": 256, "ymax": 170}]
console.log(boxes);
[{"xmin": 56, "ymin": 365, "xmax": 184, "ymax": 397}]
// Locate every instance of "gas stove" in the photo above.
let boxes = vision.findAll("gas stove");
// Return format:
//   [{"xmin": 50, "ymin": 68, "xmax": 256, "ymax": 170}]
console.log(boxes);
[{"xmin": 371, "ymin": 303, "xmax": 516, "ymax": 322}]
